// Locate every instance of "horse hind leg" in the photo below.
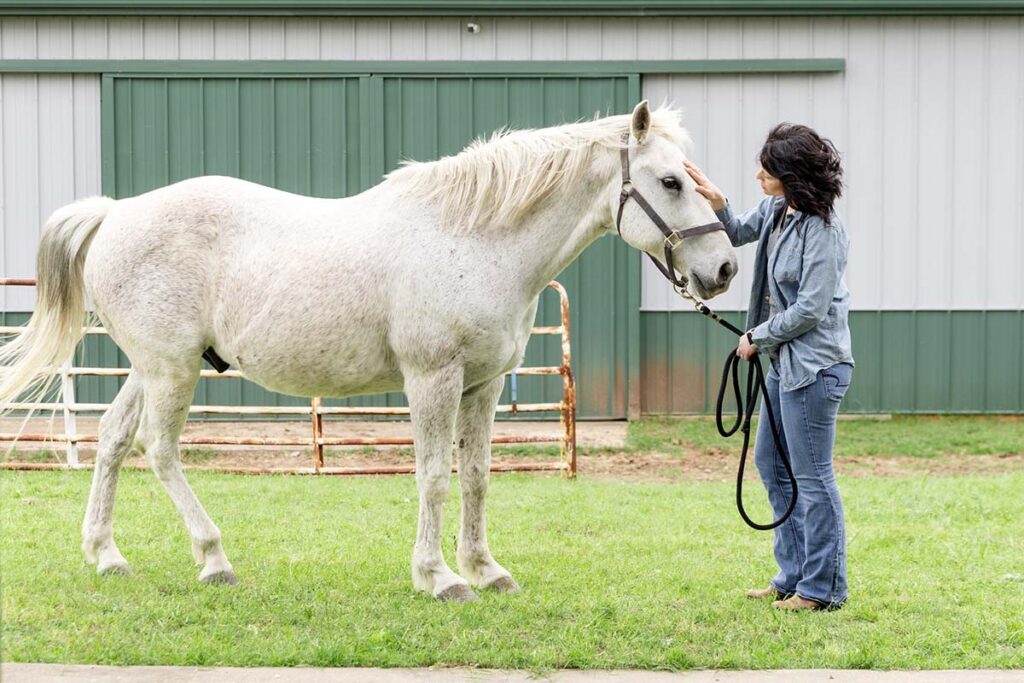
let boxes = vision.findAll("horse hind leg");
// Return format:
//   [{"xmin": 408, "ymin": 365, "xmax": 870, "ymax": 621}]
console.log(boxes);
[
  {"xmin": 82, "ymin": 371, "xmax": 144, "ymax": 576},
  {"xmin": 140, "ymin": 369, "xmax": 236, "ymax": 585}
]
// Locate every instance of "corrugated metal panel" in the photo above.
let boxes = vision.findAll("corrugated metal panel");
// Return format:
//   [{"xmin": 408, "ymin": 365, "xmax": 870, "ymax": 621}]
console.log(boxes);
[
  {"xmin": 0, "ymin": 73, "xmax": 100, "ymax": 312},
  {"xmin": 3, "ymin": 16, "xmax": 1021, "ymax": 313},
  {"xmin": 389, "ymin": 77, "xmax": 630, "ymax": 415},
  {"xmin": 97, "ymin": 74, "xmax": 633, "ymax": 418},
  {"xmin": 637, "ymin": 16, "xmax": 1023, "ymax": 312},
  {"xmin": 376, "ymin": 75, "xmax": 633, "ymax": 418},
  {"xmin": 99, "ymin": 75, "xmax": 364, "ymax": 412},
  {"xmin": 640, "ymin": 310, "xmax": 1024, "ymax": 414},
  {"xmin": 3, "ymin": 1, "xmax": 1024, "ymax": 16},
  {"xmin": 2, "ymin": 15, "xmax": 1022, "ymax": 417}
]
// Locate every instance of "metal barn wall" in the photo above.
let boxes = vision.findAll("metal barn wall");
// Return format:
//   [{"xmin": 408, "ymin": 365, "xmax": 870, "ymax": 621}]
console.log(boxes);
[
  {"xmin": 0, "ymin": 73, "xmax": 100, "ymax": 311},
  {"xmin": 99, "ymin": 73, "xmax": 634, "ymax": 418},
  {"xmin": 637, "ymin": 17, "xmax": 1024, "ymax": 413},
  {"xmin": 1, "ymin": 15, "xmax": 1022, "ymax": 415}
]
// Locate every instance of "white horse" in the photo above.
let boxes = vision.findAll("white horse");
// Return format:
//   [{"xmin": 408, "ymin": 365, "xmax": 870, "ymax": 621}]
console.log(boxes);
[{"xmin": 0, "ymin": 101, "xmax": 736, "ymax": 601}]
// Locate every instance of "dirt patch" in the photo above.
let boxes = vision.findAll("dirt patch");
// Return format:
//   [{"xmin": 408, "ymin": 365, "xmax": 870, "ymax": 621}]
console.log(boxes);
[
  {"xmin": 6, "ymin": 444, "xmax": 1022, "ymax": 483},
  {"xmin": 3, "ymin": 417, "xmax": 1021, "ymax": 481},
  {"xmin": 571, "ymin": 450, "xmax": 1024, "ymax": 483}
]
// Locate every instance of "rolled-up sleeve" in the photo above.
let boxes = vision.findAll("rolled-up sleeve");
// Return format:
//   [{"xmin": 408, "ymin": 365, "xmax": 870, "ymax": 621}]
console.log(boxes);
[
  {"xmin": 749, "ymin": 222, "xmax": 841, "ymax": 350},
  {"xmin": 715, "ymin": 196, "xmax": 773, "ymax": 247}
]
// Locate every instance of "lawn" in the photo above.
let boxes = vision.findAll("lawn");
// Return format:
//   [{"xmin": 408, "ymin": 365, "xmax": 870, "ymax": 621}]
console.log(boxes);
[
  {"xmin": 626, "ymin": 414, "xmax": 1024, "ymax": 458},
  {"xmin": 3, "ymin": 467, "xmax": 1022, "ymax": 670}
]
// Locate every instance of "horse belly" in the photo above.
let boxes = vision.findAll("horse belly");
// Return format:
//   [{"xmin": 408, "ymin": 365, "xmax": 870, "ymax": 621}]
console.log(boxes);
[
  {"xmin": 232, "ymin": 337, "xmax": 402, "ymax": 399},
  {"xmin": 220, "ymin": 289, "xmax": 402, "ymax": 399}
]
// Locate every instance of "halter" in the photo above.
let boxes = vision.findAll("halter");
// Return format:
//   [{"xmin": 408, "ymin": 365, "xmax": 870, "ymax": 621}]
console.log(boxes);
[{"xmin": 614, "ymin": 131, "xmax": 726, "ymax": 292}]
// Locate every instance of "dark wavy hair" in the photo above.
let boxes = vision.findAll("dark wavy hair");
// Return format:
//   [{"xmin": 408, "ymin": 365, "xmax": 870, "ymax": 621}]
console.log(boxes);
[{"xmin": 759, "ymin": 123, "xmax": 843, "ymax": 220}]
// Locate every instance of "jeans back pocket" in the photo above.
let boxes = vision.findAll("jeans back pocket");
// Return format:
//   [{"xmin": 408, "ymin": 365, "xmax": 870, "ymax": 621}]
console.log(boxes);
[{"xmin": 821, "ymin": 363, "xmax": 853, "ymax": 402}]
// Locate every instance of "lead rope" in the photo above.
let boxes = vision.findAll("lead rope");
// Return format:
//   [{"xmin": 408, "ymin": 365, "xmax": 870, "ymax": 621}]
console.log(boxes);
[{"xmin": 675, "ymin": 284, "xmax": 798, "ymax": 531}]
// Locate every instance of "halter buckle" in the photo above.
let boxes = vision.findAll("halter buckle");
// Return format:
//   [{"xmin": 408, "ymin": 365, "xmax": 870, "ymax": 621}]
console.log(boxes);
[
  {"xmin": 663, "ymin": 232, "xmax": 683, "ymax": 252},
  {"xmin": 620, "ymin": 180, "xmax": 633, "ymax": 196}
]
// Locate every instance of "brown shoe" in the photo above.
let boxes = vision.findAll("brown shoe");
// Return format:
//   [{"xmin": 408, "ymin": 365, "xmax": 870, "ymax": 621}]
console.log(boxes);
[
  {"xmin": 772, "ymin": 594, "xmax": 832, "ymax": 611},
  {"xmin": 746, "ymin": 585, "xmax": 792, "ymax": 600}
]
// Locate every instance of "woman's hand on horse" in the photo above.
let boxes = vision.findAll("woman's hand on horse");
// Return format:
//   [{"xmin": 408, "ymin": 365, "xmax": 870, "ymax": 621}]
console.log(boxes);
[
  {"xmin": 736, "ymin": 334, "xmax": 758, "ymax": 361},
  {"xmin": 684, "ymin": 161, "xmax": 727, "ymax": 212}
]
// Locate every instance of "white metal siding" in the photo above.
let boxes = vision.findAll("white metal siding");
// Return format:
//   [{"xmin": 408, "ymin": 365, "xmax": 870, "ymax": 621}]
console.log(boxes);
[
  {"xmin": 0, "ymin": 73, "xmax": 100, "ymax": 311},
  {"xmin": 0, "ymin": 16, "xmax": 1020, "ymax": 311},
  {"xmin": 640, "ymin": 16, "xmax": 1023, "ymax": 312}
]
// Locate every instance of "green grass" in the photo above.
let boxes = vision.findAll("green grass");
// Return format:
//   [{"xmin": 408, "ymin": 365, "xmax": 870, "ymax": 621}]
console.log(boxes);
[
  {"xmin": 629, "ymin": 415, "xmax": 1024, "ymax": 458},
  {"xmin": 1, "ymin": 448, "xmax": 62, "ymax": 464},
  {"xmin": 180, "ymin": 447, "xmax": 220, "ymax": 465},
  {"xmin": 3, "ymin": 469, "xmax": 1023, "ymax": 669}
]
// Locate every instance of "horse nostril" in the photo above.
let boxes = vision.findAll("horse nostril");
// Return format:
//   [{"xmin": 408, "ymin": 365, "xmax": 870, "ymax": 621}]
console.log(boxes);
[{"xmin": 718, "ymin": 260, "xmax": 735, "ymax": 284}]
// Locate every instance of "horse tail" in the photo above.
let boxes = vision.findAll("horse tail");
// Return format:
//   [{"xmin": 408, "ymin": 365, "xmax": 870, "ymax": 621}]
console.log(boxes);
[{"xmin": 0, "ymin": 196, "xmax": 114, "ymax": 417}]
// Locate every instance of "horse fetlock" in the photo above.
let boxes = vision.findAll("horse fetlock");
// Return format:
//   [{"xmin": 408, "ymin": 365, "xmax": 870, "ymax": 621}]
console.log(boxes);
[
  {"xmin": 197, "ymin": 542, "xmax": 235, "ymax": 585},
  {"xmin": 412, "ymin": 550, "xmax": 470, "ymax": 599},
  {"xmin": 81, "ymin": 527, "xmax": 113, "ymax": 563},
  {"xmin": 190, "ymin": 533, "xmax": 224, "ymax": 564},
  {"xmin": 83, "ymin": 535, "xmax": 131, "ymax": 576},
  {"xmin": 457, "ymin": 549, "xmax": 514, "ymax": 589}
]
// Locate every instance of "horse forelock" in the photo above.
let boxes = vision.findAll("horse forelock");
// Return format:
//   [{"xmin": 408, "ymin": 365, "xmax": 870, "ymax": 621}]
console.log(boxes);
[{"xmin": 385, "ymin": 107, "xmax": 689, "ymax": 233}]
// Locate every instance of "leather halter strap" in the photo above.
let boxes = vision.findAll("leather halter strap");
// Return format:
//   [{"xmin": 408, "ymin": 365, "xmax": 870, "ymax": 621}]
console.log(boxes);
[{"xmin": 615, "ymin": 131, "xmax": 725, "ymax": 290}]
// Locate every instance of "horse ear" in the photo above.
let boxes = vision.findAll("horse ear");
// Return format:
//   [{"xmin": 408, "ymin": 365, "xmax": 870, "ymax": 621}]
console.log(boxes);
[{"xmin": 631, "ymin": 100, "xmax": 651, "ymax": 144}]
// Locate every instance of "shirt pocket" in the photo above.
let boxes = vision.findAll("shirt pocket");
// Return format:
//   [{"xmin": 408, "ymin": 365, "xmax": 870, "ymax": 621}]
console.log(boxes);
[{"xmin": 773, "ymin": 244, "xmax": 803, "ymax": 284}]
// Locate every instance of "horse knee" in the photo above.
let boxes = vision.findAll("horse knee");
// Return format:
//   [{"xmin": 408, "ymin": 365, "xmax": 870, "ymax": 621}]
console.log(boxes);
[
  {"xmin": 147, "ymin": 448, "xmax": 180, "ymax": 481},
  {"xmin": 417, "ymin": 471, "xmax": 450, "ymax": 505}
]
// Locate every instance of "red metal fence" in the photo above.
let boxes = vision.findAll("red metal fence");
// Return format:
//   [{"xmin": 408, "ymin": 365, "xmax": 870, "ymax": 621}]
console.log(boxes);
[{"xmin": 0, "ymin": 279, "xmax": 576, "ymax": 477}]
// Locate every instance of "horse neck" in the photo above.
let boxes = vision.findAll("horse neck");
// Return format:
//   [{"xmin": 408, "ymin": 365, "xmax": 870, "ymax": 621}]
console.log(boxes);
[{"xmin": 491, "ymin": 154, "xmax": 618, "ymax": 300}]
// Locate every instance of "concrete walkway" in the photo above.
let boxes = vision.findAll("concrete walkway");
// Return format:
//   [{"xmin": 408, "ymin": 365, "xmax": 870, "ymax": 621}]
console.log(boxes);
[{"xmin": 3, "ymin": 665, "xmax": 1021, "ymax": 683}]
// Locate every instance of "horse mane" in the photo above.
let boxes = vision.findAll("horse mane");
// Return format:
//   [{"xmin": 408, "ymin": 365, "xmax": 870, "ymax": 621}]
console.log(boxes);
[{"xmin": 385, "ymin": 106, "xmax": 691, "ymax": 233}]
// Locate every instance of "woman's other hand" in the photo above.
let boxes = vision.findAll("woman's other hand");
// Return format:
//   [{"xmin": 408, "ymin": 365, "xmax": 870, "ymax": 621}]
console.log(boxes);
[
  {"xmin": 683, "ymin": 161, "xmax": 727, "ymax": 212},
  {"xmin": 736, "ymin": 334, "xmax": 758, "ymax": 361}
]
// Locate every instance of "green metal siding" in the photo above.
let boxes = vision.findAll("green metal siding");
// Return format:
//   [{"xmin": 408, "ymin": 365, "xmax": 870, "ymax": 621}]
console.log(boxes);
[
  {"xmin": 377, "ymin": 75, "xmax": 634, "ymax": 418},
  {"xmin": 99, "ymin": 73, "xmax": 635, "ymax": 419},
  {"xmin": 639, "ymin": 310, "xmax": 1024, "ymax": 414}
]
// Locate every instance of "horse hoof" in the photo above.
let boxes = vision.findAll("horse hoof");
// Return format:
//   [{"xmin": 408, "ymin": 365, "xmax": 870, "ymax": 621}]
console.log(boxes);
[
  {"xmin": 199, "ymin": 569, "xmax": 238, "ymax": 586},
  {"xmin": 487, "ymin": 576, "xmax": 520, "ymax": 593},
  {"xmin": 437, "ymin": 583, "xmax": 478, "ymax": 602},
  {"xmin": 97, "ymin": 561, "xmax": 131, "ymax": 577}
]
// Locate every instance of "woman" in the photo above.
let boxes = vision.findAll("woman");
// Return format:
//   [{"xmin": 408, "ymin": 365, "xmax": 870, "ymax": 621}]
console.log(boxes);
[{"xmin": 684, "ymin": 123, "xmax": 855, "ymax": 611}]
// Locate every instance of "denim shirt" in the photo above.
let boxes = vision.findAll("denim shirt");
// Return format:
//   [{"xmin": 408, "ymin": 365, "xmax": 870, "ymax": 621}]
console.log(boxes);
[{"xmin": 715, "ymin": 196, "xmax": 855, "ymax": 391}]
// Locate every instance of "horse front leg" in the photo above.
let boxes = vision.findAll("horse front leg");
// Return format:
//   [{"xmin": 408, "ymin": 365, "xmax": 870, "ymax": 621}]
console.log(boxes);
[
  {"xmin": 405, "ymin": 362, "xmax": 476, "ymax": 601},
  {"xmin": 455, "ymin": 375, "xmax": 519, "ymax": 593}
]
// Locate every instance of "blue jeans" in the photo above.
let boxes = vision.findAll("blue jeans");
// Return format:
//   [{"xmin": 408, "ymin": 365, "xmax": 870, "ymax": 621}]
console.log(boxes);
[{"xmin": 754, "ymin": 359, "xmax": 852, "ymax": 607}]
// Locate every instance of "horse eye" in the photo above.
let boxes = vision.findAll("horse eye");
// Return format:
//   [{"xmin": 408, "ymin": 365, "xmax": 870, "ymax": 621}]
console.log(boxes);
[{"xmin": 661, "ymin": 177, "xmax": 681, "ymax": 191}]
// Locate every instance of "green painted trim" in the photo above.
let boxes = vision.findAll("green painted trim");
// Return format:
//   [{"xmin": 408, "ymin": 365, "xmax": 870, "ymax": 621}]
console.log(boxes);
[
  {"xmin": 0, "ymin": 59, "xmax": 845, "ymax": 76},
  {"xmin": 0, "ymin": 1, "xmax": 1020, "ymax": 16}
]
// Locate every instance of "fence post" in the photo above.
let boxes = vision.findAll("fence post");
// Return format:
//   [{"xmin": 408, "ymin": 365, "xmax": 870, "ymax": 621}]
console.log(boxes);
[
  {"xmin": 311, "ymin": 397, "xmax": 324, "ymax": 473},
  {"xmin": 60, "ymin": 358, "xmax": 79, "ymax": 467},
  {"xmin": 551, "ymin": 281, "xmax": 577, "ymax": 479}
]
